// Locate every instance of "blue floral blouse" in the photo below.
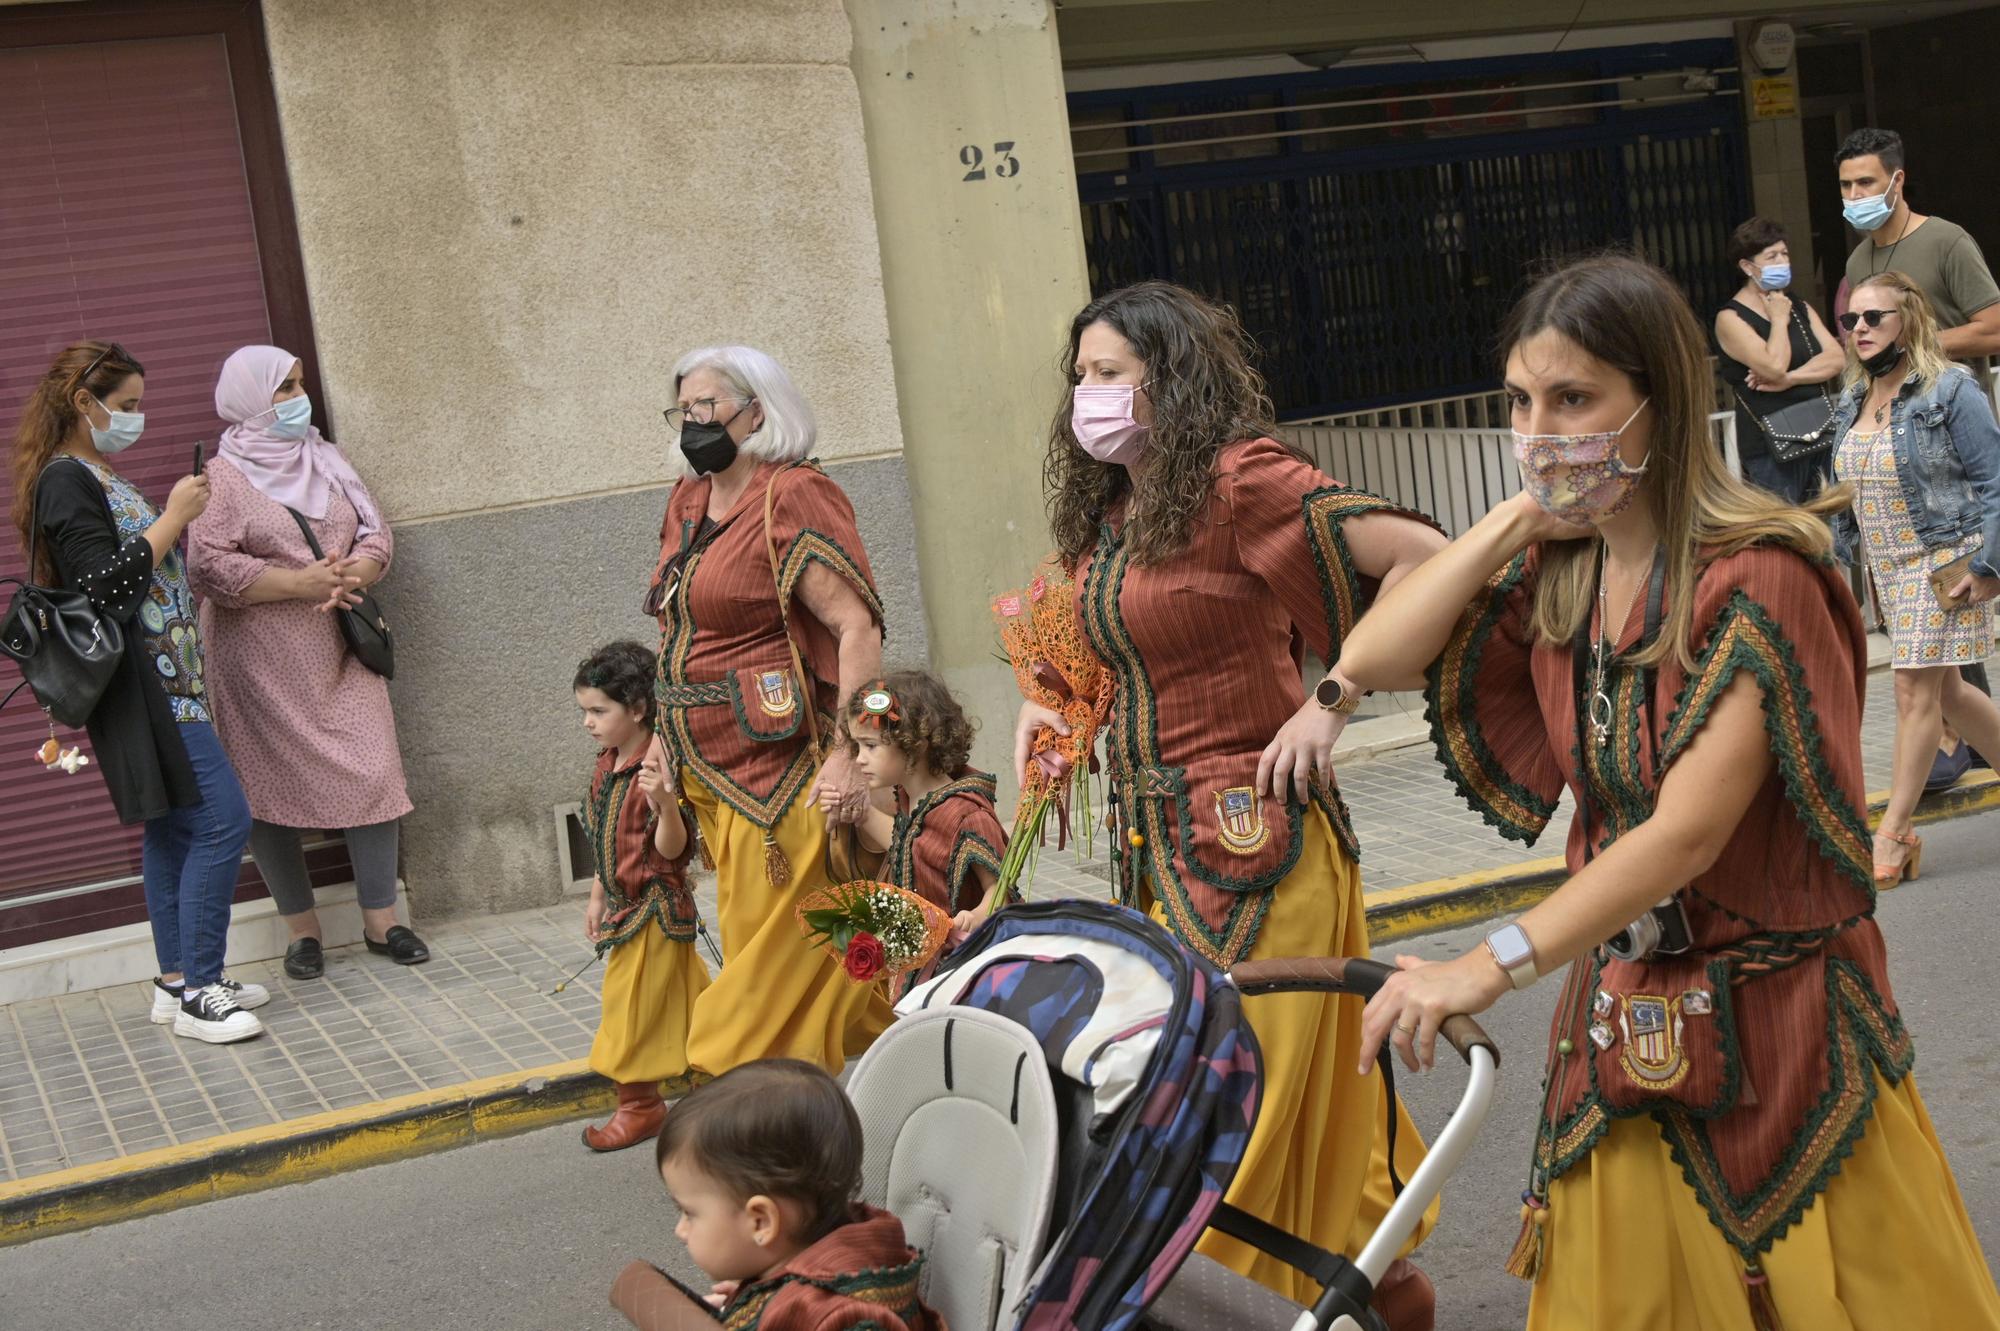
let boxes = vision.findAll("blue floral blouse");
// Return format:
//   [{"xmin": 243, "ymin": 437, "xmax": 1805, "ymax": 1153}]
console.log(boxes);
[{"xmin": 79, "ymin": 460, "xmax": 210, "ymax": 723}]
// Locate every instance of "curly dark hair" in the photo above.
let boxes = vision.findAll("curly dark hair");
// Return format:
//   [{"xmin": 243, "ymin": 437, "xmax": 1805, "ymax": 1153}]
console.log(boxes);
[
  {"xmin": 843, "ymin": 670, "xmax": 975, "ymax": 776},
  {"xmin": 1043, "ymin": 280, "xmax": 1299, "ymax": 566},
  {"xmin": 656, "ymin": 1059, "xmax": 861, "ymax": 1245},
  {"xmin": 572, "ymin": 640, "xmax": 657, "ymax": 726}
]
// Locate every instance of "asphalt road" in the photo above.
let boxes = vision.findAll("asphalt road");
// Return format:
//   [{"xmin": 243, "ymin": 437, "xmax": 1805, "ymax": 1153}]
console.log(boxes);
[{"xmin": 6, "ymin": 812, "xmax": 1998, "ymax": 1331}]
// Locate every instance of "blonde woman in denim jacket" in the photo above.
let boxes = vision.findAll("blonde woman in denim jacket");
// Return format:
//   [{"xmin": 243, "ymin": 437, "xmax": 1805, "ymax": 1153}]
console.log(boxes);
[{"xmin": 1830, "ymin": 270, "xmax": 2000, "ymax": 884}]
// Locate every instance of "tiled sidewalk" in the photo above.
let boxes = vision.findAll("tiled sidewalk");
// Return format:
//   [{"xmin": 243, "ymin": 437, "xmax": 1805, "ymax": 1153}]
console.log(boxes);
[{"xmin": 0, "ymin": 653, "xmax": 1987, "ymax": 1188}]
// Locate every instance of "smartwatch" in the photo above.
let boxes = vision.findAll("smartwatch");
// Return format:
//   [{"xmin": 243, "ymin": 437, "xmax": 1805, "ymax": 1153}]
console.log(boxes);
[
  {"xmin": 1313, "ymin": 674, "xmax": 1363, "ymax": 715},
  {"xmin": 1484, "ymin": 923, "xmax": 1539, "ymax": 990}
]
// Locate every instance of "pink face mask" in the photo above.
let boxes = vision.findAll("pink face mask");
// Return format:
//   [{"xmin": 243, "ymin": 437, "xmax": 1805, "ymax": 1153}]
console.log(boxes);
[
  {"xmin": 1512, "ymin": 398, "xmax": 1651, "ymax": 522},
  {"xmin": 1071, "ymin": 383, "xmax": 1150, "ymax": 465}
]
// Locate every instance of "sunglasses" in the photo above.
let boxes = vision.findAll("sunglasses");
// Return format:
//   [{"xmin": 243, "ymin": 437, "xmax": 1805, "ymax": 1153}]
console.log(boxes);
[{"xmin": 1837, "ymin": 308, "xmax": 1899, "ymax": 332}]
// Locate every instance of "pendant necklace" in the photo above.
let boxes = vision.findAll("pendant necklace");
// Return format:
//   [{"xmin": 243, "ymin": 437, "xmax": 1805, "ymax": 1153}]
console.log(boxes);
[{"xmin": 1591, "ymin": 544, "xmax": 1647, "ymax": 748}]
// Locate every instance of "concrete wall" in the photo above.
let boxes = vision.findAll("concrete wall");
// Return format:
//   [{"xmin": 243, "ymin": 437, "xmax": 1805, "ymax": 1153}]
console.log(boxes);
[{"xmin": 260, "ymin": 0, "xmax": 926, "ymax": 917}]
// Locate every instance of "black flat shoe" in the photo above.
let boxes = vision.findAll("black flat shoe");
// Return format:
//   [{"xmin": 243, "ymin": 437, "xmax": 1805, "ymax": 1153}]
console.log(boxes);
[
  {"xmin": 365, "ymin": 925, "xmax": 431, "ymax": 965},
  {"xmin": 284, "ymin": 937, "xmax": 325, "ymax": 980}
]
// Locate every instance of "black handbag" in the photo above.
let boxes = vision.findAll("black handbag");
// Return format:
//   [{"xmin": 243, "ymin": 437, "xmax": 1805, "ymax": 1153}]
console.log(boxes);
[
  {"xmin": 0, "ymin": 468, "xmax": 126, "ymax": 727},
  {"xmin": 1737, "ymin": 307, "xmax": 1839, "ymax": 463},
  {"xmin": 286, "ymin": 508, "xmax": 394, "ymax": 680}
]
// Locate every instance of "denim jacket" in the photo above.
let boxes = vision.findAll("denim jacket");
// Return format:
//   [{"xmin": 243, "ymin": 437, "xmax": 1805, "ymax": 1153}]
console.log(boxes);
[{"xmin": 1831, "ymin": 364, "xmax": 2000, "ymax": 578}]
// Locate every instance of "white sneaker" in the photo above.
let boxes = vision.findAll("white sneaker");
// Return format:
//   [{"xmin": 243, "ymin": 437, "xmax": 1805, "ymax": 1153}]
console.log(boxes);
[
  {"xmin": 150, "ymin": 975, "xmax": 269, "ymax": 1024},
  {"xmin": 172, "ymin": 983, "xmax": 265, "ymax": 1044}
]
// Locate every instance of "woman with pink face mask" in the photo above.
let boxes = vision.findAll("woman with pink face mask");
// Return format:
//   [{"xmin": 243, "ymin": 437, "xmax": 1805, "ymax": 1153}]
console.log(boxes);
[
  {"xmin": 1339, "ymin": 255, "xmax": 2000, "ymax": 1329},
  {"xmin": 1016, "ymin": 280, "xmax": 1451, "ymax": 1324}
]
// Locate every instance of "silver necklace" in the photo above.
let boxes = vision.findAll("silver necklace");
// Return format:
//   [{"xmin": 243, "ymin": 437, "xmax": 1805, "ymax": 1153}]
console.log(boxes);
[{"xmin": 1591, "ymin": 545, "xmax": 1648, "ymax": 748}]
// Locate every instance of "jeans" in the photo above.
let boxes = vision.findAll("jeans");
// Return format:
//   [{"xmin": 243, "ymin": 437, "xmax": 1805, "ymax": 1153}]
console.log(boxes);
[
  {"xmin": 141, "ymin": 721, "xmax": 252, "ymax": 989},
  {"xmin": 1739, "ymin": 447, "xmax": 1826, "ymax": 508}
]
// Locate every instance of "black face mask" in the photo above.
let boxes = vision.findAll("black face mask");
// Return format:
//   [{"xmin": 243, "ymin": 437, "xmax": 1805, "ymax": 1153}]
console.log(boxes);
[
  {"xmin": 1861, "ymin": 342, "xmax": 1907, "ymax": 380},
  {"xmin": 679, "ymin": 420, "xmax": 738, "ymax": 476}
]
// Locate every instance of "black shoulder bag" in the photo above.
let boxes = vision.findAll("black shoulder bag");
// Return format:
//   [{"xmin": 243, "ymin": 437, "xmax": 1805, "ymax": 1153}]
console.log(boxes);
[
  {"xmin": 1732, "ymin": 306, "xmax": 1839, "ymax": 463},
  {"xmin": 1, "ymin": 463, "xmax": 127, "ymax": 726},
  {"xmin": 287, "ymin": 508, "xmax": 395, "ymax": 680}
]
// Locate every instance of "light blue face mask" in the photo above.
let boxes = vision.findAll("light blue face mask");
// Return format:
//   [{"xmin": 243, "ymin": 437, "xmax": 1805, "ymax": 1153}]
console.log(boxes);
[
  {"xmin": 1757, "ymin": 263, "xmax": 1792, "ymax": 291},
  {"xmin": 268, "ymin": 394, "xmax": 313, "ymax": 440},
  {"xmin": 1842, "ymin": 173, "xmax": 1901, "ymax": 233},
  {"xmin": 88, "ymin": 397, "xmax": 145, "ymax": 455}
]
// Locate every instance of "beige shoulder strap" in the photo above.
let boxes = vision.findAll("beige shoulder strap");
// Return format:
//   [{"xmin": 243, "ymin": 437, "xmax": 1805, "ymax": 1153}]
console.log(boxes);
[{"xmin": 764, "ymin": 466, "xmax": 823, "ymax": 760}]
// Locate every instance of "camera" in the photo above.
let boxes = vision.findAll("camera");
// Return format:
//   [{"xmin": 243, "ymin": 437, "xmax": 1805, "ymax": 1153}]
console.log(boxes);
[{"xmin": 1604, "ymin": 895, "xmax": 1695, "ymax": 962}]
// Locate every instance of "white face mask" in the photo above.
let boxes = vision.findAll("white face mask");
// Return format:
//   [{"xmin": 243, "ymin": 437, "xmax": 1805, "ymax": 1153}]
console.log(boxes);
[{"xmin": 87, "ymin": 397, "xmax": 145, "ymax": 455}]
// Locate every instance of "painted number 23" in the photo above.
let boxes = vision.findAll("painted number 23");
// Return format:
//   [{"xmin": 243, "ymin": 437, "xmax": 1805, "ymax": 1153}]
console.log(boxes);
[{"xmin": 960, "ymin": 142, "xmax": 1021, "ymax": 181}]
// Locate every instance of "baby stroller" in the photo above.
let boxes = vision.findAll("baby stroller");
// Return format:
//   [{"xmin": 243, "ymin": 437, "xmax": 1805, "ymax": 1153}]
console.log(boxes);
[{"xmin": 847, "ymin": 900, "xmax": 1500, "ymax": 1331}]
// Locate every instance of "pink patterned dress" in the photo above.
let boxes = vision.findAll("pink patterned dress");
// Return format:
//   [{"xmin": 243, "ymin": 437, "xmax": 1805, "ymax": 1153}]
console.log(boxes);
[{"xmin": 186, "ymin": 457, "xmax": 412, "ymax": 828}]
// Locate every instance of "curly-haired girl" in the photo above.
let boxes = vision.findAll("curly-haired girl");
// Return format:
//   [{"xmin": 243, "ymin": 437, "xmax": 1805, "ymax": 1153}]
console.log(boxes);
[
  {"xmin": 572, "ymin": 640, "xmax": 710, "ymax": 1150},
  {"xmin": 844, "ymin": 672, "xmax": 1007, "ymax": 984}
]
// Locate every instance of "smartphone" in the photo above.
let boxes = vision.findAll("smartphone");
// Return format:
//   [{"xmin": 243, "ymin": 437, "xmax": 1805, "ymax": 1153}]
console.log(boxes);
[{"xmin": 192, "ymin": 439, "xmax": 207, "ymax": 476}]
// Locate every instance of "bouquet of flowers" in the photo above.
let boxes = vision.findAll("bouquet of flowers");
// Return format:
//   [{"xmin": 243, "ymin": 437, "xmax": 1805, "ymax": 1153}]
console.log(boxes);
[
  {"xmin": 796, "ymin": 880, "xmax": 952, "ymax": 984},
  {"xmin": 989, "ymin": 558, "xmax": 1114, "ymax": 909}
]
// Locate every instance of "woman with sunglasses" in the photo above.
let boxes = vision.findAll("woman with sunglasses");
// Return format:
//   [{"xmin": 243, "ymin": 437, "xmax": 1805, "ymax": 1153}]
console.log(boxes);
[
  {"xmin": 644, "ymin": 345, "xmax": 890, "ymax": 1111},
  {"xmin": 1339, "ymin": 255, "xmax": 2000, "ymax": 1328},
  {"xmin": 9, "ymin": 341, "xmax": 265, "ymax": 1043},
  {"xmin": 1016, "ymin": 280, "xmax": 1448, "ymax": 1323},
  {"xmin": 1831, "ymin": 272, "xmax": 2000, "ymax": 884}
]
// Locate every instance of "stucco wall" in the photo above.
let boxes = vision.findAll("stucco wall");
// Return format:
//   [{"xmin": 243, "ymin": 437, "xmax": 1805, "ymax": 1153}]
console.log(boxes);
[{"xmin": 259, "ymin": 0, "xmax": 922, "ymax": 916}]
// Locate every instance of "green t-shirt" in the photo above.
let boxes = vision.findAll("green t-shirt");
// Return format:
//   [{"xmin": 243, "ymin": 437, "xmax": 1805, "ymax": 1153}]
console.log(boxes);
[{"xmin": 1845, "ymin": 215, "xmax": 2000, "ymax": 329}]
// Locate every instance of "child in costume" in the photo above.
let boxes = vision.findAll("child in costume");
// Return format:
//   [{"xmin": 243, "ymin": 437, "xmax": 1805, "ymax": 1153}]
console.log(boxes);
[
  {"xmin": 639, "ymin": 1059, "xmax": 944, "ymax": 1331},
  {"xmin": 575, "ymin": 640, "xmax": 711, "ymax": 1151},
  {"xmin": 846, "ymin": 672, "xmax": 1008, "ymax": 985}
]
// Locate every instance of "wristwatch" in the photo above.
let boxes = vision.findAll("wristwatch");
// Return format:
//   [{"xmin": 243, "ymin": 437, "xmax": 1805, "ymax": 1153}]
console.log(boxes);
[
  {"xmin": 1484, "ymin": 923, "xmax": 1540, "ymax": 990},
  {"xmin": 1313, "ymin": 674, "xmax": 1363, "ymax": 715}
]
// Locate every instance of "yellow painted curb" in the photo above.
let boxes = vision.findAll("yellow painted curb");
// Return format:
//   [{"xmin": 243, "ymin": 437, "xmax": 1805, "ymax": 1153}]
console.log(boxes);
[
  {"xmin": 1362, "ymin": 772, "xmax": 2000, "ymax": 942},
  {"xmin": 0, "ymin": 1058, "xmax": 608, "ymax": 1248}
]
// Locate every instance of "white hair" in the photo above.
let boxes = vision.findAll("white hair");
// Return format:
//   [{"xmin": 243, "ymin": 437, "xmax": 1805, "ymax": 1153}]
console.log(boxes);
[{"xmin": 670, "ymin": 344, "xmax": 817, "ymax": 464}]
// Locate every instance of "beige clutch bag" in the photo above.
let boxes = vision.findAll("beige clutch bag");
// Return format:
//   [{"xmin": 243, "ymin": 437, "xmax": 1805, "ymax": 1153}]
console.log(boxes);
[{"xmin": 1929, "ymin": 552, "xmax": 1980, "ymax": 612}]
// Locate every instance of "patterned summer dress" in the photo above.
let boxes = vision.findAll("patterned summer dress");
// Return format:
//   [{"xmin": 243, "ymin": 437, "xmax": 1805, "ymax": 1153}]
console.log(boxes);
[{"xmin": 1834, "ymin": 423, "xmax": 1994, "ymax": 667}]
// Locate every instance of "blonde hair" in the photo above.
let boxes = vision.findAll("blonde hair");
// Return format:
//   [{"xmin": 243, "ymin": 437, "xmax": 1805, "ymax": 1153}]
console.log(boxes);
[
  {"xmin": 1842, "ymin": 272, "xmax": 1954, "ymax": 393},
  {"xmin": 1501, "ymin": 255, "xmax": 1848, "ymax": 670}
]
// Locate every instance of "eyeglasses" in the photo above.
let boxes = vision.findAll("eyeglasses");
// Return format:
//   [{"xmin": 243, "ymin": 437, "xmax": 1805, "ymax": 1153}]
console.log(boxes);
[
  {"xmin": 1837, "ymin": 308, "xmax": 1899, "ymax": 332},
  {"xmin": 662, "ymin": 397, "xmax": 753, "ymax": 431}
]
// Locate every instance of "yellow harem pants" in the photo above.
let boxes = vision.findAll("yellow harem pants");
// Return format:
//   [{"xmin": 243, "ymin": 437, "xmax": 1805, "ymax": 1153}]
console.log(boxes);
[
  {"xmin": 588, "ymin": 923, "xmax": 708, "ymax": 1094},
  {"xmin": 682, "ymin": 775, "xmax": 894, "ymax": 1077},
  {"xmin": 1528, "ymin": 1069, "xmax": 2000, "ymax": 1329},
  {"xmin": 1148, "ymin": 805, "xmax": 1438, "ymax": 1305}
]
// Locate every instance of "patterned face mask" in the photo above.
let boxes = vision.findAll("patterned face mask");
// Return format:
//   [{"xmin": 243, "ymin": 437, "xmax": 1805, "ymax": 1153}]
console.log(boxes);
[{"xmin": 1512, "ymin": 398, "xmax": 1651, "ymax": 523}]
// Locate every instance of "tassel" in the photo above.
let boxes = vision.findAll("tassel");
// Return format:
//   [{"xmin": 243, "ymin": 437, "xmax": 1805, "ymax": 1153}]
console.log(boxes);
[
  {"xmin": 1503, "ymin": 1191, "xmax": 1548, "ymax": 1283},
  {"xmin": 763, "ymin": 829, "xmax": 792, "ymax": 887},
  {"xmin": 1742, "ymin": 1261, "xmax": 1783, "ymax": 1331}
]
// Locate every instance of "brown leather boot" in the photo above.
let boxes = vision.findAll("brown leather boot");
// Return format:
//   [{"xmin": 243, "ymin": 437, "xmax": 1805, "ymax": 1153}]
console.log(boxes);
[
  {"xmin": 1370, "ymin": 1258, "xmax": 1435, "ymax": 1331},
  {"xmin": 582, "ymin": 1081, "xmax": 666, "ymax": 1152}
]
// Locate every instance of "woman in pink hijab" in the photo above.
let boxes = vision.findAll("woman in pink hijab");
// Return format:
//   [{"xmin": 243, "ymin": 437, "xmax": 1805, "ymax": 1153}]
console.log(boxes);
[{"xmin": 188, "ymin": 346, "xmax": 429, "ymax": 977}]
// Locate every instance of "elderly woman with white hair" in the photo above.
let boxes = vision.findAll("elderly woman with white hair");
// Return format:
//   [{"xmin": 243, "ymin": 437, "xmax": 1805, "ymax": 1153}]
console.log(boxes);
[{"xmin": 641, "ymin": 344, "xmax": 889, "ymax": 1099}]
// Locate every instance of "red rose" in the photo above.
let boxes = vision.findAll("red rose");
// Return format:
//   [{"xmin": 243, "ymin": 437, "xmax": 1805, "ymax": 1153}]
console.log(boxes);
[{"xmin": 843, "ymin": 932, "xmax": 886, "ymax": 981}]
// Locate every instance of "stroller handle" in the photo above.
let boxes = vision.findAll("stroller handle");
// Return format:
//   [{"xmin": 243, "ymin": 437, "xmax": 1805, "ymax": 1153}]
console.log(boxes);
[{"xmin": 1229, "ymin": 955, "xmax": 1501, "ymax": 1070}]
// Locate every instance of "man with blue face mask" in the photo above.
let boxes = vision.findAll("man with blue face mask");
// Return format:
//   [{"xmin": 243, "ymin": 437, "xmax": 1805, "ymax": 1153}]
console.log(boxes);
[
  {"xmin": 1837, "ymin": 127, "xmax": 1999, "ymax": 785},
  {"xmin": 1838, "ymin": 127, "xmax": 2000, "ymax": 360}
]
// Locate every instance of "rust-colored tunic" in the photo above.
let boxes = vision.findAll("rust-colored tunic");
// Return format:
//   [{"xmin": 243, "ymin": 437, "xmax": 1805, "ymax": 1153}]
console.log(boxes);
[
  {"xmin": 883, "ymin": 769, "xmax": 1006, "ymax": 915},
  {"xmin": 718, "ymin": 1206, "xmax": 944, "ymax": 1331},
  {"xmin": 1429, "ymin": 541, "xmax": 1910, "ymax": 1263},
  {"xmin": 1077, "ymin": 436, "xmax": 1431, "ymax": 966},
  {"xmin": 652, "ymin": 460, "xmax": 884, "ymax": 827},
  {"xmin": 583, "ymin": 747, "xmax": 698, "ymax": 948}
]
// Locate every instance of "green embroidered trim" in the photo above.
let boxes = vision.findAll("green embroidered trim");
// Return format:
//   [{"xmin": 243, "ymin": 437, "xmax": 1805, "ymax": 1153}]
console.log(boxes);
[
  {"xmin": 1300, "ymin": 484, "xmax": 1407, "ymax": 655},
  {"xmin": 1656, "ymin": 958, "xmax": 1913, "ymax": 1260},
  {"xmin": 1576, "ymin": 662, "xmax": 1653, "ymax": 855},
  {"xmin": 1422, "ymin": 552, "xmax": 1556, "ymax": 845},
  {"xmin": 1659, "ymin": 591, "xmax": 1873, "ymax": 890},
  {"xmin": 583, "ymin": 764, "xmax": 697, "ymax": 947},
  {"xmin": 1080, "ymin": 529, "xmax": 1274, "ymax": 967},
  {"xmin": 778, "ymin": 528, "xmax": 887, "ymax": 628},
  {"xmin": 721, "ymin": 1257, "xmax": 928, "ymax": 1331},
  {"xmin": 884, "ymin": 772, "xmax": 1000, "ymax": 905},
  {"xmin": 1169, "ymin": 772, "xmax": 1307, "ymax": 895},
  {"xmin": 655, "ymin": 543, "xmax": 817, "ymax": 831},
  {"xmin": 948, "ymin": 830, "xmax": 1003, "ymax": 911}
]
